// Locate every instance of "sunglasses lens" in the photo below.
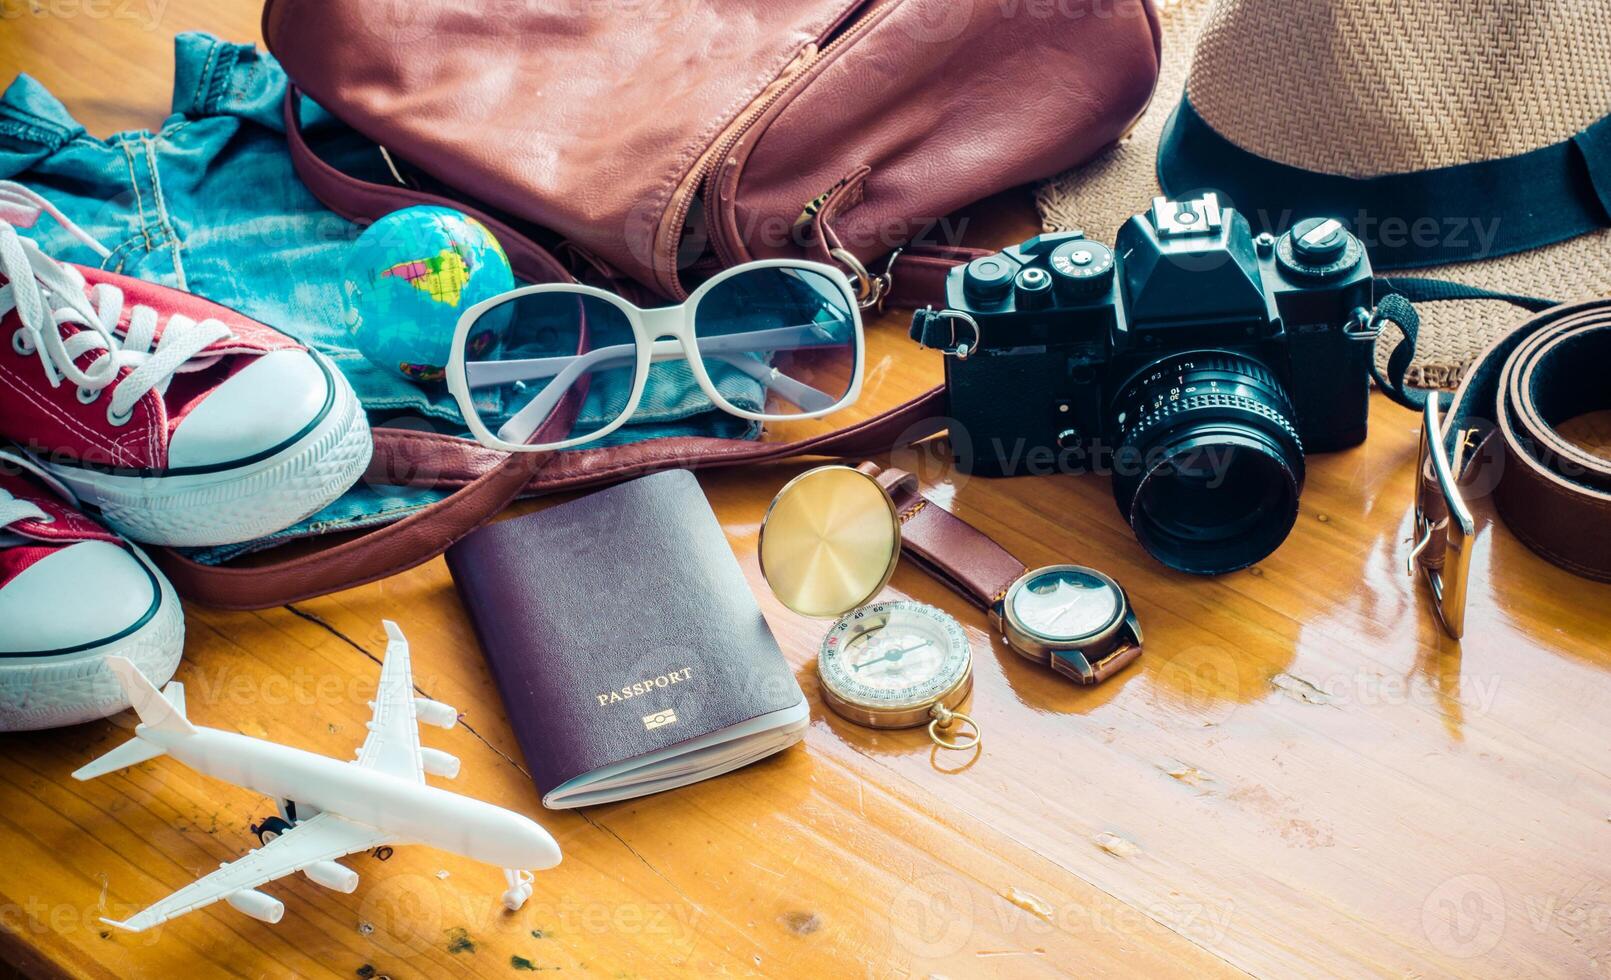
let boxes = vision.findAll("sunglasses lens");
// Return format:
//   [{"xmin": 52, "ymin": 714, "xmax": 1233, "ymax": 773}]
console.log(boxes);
[
  {"xmin": 692, "ymin": 266, "xmax": 858, "ymax": 417},
  {"xmin": 459, "ymin": 291, "xmax": 638, "ymax": 447}
]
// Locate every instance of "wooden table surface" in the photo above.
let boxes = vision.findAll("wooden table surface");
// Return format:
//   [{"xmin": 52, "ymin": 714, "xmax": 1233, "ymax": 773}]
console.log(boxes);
[{"xmin": 4, "ymin": 5, "xmax": 1611, "ymax": 979}]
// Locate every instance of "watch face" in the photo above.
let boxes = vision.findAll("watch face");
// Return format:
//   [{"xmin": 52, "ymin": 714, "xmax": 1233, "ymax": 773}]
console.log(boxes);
[
  {"xmin": 819, "ymin": 601, "xmax": 971, "ymax": 712},
  {"xmin": 1009, "ymin": 566, "xmax": 1123, "ymax": 642}
]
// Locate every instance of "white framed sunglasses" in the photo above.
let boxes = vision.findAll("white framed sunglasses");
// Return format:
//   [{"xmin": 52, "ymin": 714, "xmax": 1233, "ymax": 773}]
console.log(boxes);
[{"xmin": 445, "ymin": 259, "xmax": 865, "ymax": 452}]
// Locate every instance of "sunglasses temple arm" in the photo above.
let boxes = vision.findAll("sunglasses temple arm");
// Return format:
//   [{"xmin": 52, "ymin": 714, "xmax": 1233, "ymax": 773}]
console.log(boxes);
[
  {"xmin": 463, "ymin": 324, "xmax": 843, "ymax": 389},
  {"xmin": 710, "ymin": 354, "xmax": 839, "ymax": 411},
  {"xmin": 495, "ymin": 354, "xmax": 599, "ymax": 444},
  {"xmin": 486, "ymin": 321, "xmax": 854, "ymax": 441},
  {"xmin": 468, "ymin": 342, "xmax": 636, "ymax": 388},
  {"xmin": 496, "ymin": 350, "xmax": 840, "ymax": 443}
]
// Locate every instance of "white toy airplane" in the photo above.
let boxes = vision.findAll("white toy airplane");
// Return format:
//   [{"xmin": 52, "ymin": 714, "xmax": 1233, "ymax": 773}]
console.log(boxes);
[{"xmin": 73, "ymin": 621, "xmax": 561, "ymax": 934}]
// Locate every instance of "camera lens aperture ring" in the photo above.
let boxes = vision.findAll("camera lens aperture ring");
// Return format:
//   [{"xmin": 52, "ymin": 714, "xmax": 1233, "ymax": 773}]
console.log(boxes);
[
  {"xmin": 1115, "ymin": 352, "xmax": 1289, "ymax": 427},
  {"xmin": 1122, "ymin": 387, "xmax": 1303, "ymax": 453},
  {"xmin": 1114, "ymin": 351, "xmax": 1299, "ymax": 449},
  {"xmin": 1111, "ymin": 351, "xmax": 1307, "ymax": 575}
]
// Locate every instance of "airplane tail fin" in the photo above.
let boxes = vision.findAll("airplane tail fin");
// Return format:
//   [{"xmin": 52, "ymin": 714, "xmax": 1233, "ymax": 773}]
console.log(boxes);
[
  {"xmin": 72, "ymin": 661, "xmax": 193, "ymax": 781},
  {"xmin": 106, "ymin": 657, "xmax": 194, "ymax": 737}
]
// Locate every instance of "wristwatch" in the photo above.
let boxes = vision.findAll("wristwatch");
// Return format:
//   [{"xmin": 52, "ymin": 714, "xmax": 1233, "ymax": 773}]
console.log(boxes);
[{"xmin": 860, "ymin": 463, "xmax": 1143, "ymax": 685}]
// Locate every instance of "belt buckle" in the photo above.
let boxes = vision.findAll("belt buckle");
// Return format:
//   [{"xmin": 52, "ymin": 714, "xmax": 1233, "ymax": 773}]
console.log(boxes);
[{"xmin": 1408, "ymin": 397, "xmax": 1477, "ymax": 639}]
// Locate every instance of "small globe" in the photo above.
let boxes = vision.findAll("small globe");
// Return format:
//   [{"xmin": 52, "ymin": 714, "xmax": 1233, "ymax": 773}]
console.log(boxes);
[{"xmin": 342, "ymin": 206, "xmax": 515, "ymax": 382}]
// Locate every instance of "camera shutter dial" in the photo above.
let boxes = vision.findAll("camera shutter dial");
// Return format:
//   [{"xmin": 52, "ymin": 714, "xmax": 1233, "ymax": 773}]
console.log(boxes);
[
  {"xmin": 1277, "ymin": 218, "xmax": 1362, "ymax": 280},
  {"xmin": 1048, "ymin": 240, "xmax": 1115, "ymax": 299},
  {"xmin": 1292, "ymin": 218, "xmax": 1347, "ymax": 263}
]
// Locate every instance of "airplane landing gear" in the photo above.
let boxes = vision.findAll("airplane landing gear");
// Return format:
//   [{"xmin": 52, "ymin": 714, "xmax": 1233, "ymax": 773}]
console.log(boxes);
[
  {"xmin": 501, "ymin": 869, "xmax": 534, "ymax": 911},
  {"xmin": 251, "ymin": 816, "xmax": 292, "ymax": 844}
]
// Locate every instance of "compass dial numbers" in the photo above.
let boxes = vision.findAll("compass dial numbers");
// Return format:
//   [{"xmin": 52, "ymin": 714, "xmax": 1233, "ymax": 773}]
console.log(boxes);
[{"xmin": 819, "ymin": 601, "xmax": 972, "ymax": 713}]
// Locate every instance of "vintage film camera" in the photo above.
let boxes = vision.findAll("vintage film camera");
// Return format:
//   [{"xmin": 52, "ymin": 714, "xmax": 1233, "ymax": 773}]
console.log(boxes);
[{"xmin": 911, "ymin": 193, "xmax": 1379, "ymax": 574}]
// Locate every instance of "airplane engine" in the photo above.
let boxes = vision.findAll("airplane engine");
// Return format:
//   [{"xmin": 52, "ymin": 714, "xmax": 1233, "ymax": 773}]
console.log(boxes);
[
  {"xmin": 303, "ymin": 860, "xmax": 359, "ymax": 894},
  {"xmin": 414, "ymin": 698, "xmax": 458, "ymax": 729},
  {"xmin": 225, "ymin": 888, "xmax": 285, "ymax": 924},
  {"xmin": 421, "ymin": 747, "xmax": 461, "ymax": 778}
]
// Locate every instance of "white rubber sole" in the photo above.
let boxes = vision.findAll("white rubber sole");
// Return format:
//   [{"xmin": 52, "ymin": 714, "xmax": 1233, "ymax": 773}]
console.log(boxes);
[
  {"xmin": 0, "ymin": 544, "xmax": 184, "ymax": 732},
  {"xmin": 44, "ymin": 357, "xmax": 374, "ymax": 548}
]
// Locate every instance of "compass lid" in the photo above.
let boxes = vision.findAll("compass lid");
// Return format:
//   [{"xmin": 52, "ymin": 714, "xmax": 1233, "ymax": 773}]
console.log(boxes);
[{"xmin": 757, "ymin": 465, "xmax": 901, "ymax": 618}]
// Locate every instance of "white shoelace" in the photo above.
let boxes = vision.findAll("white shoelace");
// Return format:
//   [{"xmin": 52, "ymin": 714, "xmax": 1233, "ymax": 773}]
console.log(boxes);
[
  {"xmin": 0, "ymin": 488, "xmax": 48, "ymax": 532},
  {"xmin": 0, "ymin": 181, "xmax": 232, "ymax": 425},
  {"xmin": 0, "ymin": 449, "xmax": 69, "ymax": 534}
]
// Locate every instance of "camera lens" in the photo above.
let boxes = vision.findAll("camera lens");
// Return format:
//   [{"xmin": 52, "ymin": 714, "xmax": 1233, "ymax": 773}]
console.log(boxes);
[{"xmin": 1110, "ymin": 351, "xmax": 1305, "ymax": 574}]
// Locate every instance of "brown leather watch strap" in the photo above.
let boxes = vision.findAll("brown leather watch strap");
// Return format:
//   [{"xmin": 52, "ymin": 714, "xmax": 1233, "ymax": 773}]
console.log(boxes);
[
  {"xmin": 1418, "ymin": 298, "xmax": 1611, "ymax": 581},
  {"xmin": 855, "ymin": 462, "xmax": 1140, "ymax": 685},
  {"xmin": 856, "ymin": 463, "xmax": 1025, "ymax": 612}
]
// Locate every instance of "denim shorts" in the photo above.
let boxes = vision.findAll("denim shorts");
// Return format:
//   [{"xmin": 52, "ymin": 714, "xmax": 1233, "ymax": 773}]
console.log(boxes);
[{"xmin": 1, "ymin": 33, "xmax": 758, "ymax": 563}]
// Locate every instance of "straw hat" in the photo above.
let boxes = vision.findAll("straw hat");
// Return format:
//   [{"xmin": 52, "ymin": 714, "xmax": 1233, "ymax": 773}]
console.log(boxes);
[{"xmin": 1037, "ymin": 0, "xmax": 1611, "ymax": 387}]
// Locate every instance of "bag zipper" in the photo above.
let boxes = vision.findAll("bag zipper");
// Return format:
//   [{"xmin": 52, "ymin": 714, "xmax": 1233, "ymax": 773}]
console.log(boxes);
[{"xmin": 659, "ymin": 0, "xmax": 899, "ymax": 293}]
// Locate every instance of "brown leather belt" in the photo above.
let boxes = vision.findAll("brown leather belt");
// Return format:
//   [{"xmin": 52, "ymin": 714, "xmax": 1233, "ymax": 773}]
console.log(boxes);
[{"xmin": 1413, "ymin": 297, "xmax": 1611, "ymax": 637}]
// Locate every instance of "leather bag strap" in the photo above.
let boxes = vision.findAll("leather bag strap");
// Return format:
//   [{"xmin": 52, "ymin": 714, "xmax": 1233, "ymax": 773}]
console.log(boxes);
[{"xmin": 156, "ymin": 386, "xmax": 952, "ymax": 609}]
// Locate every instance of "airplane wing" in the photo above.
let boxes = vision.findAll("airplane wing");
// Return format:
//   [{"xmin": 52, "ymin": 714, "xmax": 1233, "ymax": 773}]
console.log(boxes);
[
  {"xmin": 353, "ymin": 620, "xmax": 426, "ymax": 782},
  {"xmin": 102, "ymin": 812, "xmax": 389, "ymax": 933}
]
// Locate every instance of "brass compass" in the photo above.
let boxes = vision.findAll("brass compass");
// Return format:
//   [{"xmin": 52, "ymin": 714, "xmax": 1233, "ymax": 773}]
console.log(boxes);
[{"xmin": 759, "ymin": 465, "xmax": 981, "ymax": 751}]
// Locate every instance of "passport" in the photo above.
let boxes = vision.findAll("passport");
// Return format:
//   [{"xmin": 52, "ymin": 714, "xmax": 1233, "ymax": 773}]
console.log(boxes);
[{"xmin": 446, "ymin": 470, "xmax": 807, "ymax": 808}]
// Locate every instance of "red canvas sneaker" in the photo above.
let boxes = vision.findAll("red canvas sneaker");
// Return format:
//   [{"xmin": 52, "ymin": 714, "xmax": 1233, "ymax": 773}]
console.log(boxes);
[
  {"xmin": 0, "ymin": 448, "xmax": 183, "ymax": 731},
  {"xmin": 0, "ymin": 183, "xmax": 371, "ymax": 547}
]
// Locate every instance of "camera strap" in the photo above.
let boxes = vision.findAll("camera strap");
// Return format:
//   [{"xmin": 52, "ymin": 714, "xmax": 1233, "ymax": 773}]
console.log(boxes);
[
  {"xmin": 910, "ymin": 273, "xmax": 1566, "ymax": 413},
  {"xmin": 908, "ymin": 305, "xmax": 986, "ymax": 360},
  {"xmin": 1368, "ymin": 276, "xmax": 1559, "ymax": 410}
]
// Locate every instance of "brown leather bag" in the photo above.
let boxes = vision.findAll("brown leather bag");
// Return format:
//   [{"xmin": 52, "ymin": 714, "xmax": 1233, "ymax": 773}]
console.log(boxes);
[{"xmin": 153, "ymin": 0, "xmax": 1164, "ymax": 608}]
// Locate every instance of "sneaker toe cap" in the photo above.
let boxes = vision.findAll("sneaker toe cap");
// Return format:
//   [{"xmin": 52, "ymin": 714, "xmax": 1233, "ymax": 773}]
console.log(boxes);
[
  {"xmin": 168, "ymin": 350, "xmax": 332, "ymax": 469},
  {"xmin": 0, "ymin": 541, "xmax": 163, "ymax": 654}
]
